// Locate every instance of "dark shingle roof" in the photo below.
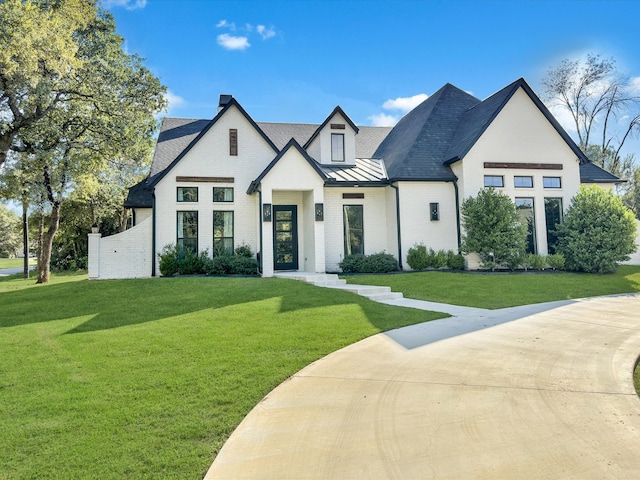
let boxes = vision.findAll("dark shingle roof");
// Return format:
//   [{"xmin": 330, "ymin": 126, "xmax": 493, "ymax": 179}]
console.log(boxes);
[
  {"xmin": 580, "ymin": 162, "xmax": 624, "ymax": 183},
  {"xmin": 149, "ymin": 118, "xmax": 211, "ymax": 178},
  {"xmin": 124, "ymin": 179, "xmax": 154, "ymax": 208},
  {"xmin": 373, "ymin": 84, "xmax": 481, "ymax": 181}
]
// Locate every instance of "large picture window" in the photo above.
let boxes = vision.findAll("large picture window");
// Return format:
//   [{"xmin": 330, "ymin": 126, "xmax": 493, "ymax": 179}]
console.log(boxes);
[
  {"xmin": 515, "ymin": 198, "xmax": 536, "ymax": 254},
  {"xmin": 331, "ymin": 133, "xmax": 345, "ymax": 162},
  {"xmin": 213, "ymin": 211, "xmax": 234, "ymax": 256},
  {"xmin": 544, "ymin": 198, "xmax": 563, "ymax": 254},
  {"xmin": 343, "ymin": 205, "xmax": 364, "ymax": 256},
  {"xmin": 177, "ymin": 211, "xmax": 198, "ymax": 252}
]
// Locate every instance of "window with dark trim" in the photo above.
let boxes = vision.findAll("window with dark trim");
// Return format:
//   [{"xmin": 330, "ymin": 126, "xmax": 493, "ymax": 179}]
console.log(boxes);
[
  {"xmin": 543, "ymin": 176, "xmax": 562, "ymax": 188},
  {"xmin": 229, "ymin": 129, "xmax": 238, "ymax": 156},
  {"xmin": 484, "ymin": 175, "xmax": 504, "ymax": 187},
  {"xmin": 514, "ymin": 176, "xmax": 533, "ymax": 188},
  {"xmin": 515, "ymin": 198, "xmax": 536, "ymax": 254},
  {"xmin": 331, "ymin": 133, "xmax": 345, "ymax": 162},
  {"xmin": 544, "ymin": 197, "xmax": 563, "ymax": 254},
  {"xmin": 213, "ymin": 187, "xmax": 234, "ymax": 202},
  {"xmin": 213, "ymin": 211, "xmax": 234, "ymax": 256},
  {"xmin": 177, "ymin": 211, "xmax": 198, "ymax": 252},
  {"xmin": 343, "ymin": 205, "xmax": 363, "ymax": 256},
  {"xmin": 177, "ymin": 187, "xmax": 198, "ymax": 202}
]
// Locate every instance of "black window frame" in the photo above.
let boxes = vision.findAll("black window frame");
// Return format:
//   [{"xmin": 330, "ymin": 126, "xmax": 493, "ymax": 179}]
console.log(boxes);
[
  {"xmin": 177, "ymin": 211, "xmax": 198, "ymax": 253},
  {"xmin": 213, "ymin": 210, "xmax": 234, "ymax": 256},
  {"xmin": 514, "ymin": 176, "xmax": 534, "ymax": 188},
  {"xmin": 343, "ymin": 204, "xmax": 364, "ymax": 256},
  {"xmin": 213, "ymin": 187, "xmax": 234, "ymax": 203},
  {"xmin": 483, "ymin": 175, "xmax": 504, "ymax": 188},
  {"xmin": 543, "ymin": 176, "xmax": 562, "ymax": 189},
  {"xmin": 331, "ymin": 133, "xmax": 345, "ymax": 162},
  {"xmin": 177, "ymin": 186, "xmax": 198, "ymax": 202}
]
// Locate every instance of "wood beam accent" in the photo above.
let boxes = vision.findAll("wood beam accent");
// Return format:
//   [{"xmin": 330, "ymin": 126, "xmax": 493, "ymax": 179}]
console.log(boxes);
[
  {"xmin": 176, "ymin": 176, "xmax": 234, "ymax": 183},
  {"xmin": 483, "ymin": 162, "xmax": 563, "ymax": 170},
  {"xmin": 343, "ymin": 193, "xmax": 364, "ymax": 199}
]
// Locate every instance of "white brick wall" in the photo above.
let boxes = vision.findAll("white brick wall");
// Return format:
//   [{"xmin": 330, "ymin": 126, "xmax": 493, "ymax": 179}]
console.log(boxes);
[{"xmin": 88, "ymin": 217, "xmax": 153, "ymax": 279}]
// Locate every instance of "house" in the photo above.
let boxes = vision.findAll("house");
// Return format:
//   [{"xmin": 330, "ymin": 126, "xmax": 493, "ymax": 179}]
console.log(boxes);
[{"xmin": 88, "ymin": 78, "xmax": 621, "ymax": 279}]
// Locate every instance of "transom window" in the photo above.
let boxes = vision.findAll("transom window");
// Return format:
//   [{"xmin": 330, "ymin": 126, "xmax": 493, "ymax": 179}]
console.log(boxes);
[
  {"xmin": 177, "ymin": 211, "xmax": 198, "ymax": 252},
  {"xmin": 343, "ymin": 205, "xmax": 364, "ymax": 256},
  {"xmin": 213, "ymin": 187, "xmax": 234, "ymax": 202},
  {"xmin": 514, "ymin": 176, "xmax": 533, "ymax": 188},
  {"xmin": 213, "ymin": 211, "xmax": 234, "ymax": 256},
  {"xmin": 177, "ymin": 187, "xmax": 198, "ymax": 202},
  {"xmin": 543, "ymin": 176, "xmax": 562, "ymax": 188},
  {"xmin": 484, "ymin": 175, "xmax": 504, "ymax": 187},
  {"xmin": 331, "ymin": 133, "xmax": 345, "ymax": 162}
]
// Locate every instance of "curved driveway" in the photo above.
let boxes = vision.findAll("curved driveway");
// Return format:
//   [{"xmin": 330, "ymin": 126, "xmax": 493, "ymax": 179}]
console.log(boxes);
[{"xmin": 206, "ymin": 294, "xmax": 640, "ymax": 479}]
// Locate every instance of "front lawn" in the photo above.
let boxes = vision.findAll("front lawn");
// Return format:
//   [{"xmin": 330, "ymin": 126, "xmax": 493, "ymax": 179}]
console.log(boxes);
[
  {"xmin": 342, "ymin": 265, "xmax": 640, "ymax": 309},
  {"xmin": 0, "ymin": 257, "xmax": 35, "ymax": 269},
  {"xmin": 0, "ymin": 273, "xmax": 444, "ymax": 479}
]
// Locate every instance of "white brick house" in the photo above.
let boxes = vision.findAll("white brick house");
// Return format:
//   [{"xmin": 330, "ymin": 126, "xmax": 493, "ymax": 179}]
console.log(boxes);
[{"xmin": 88, "ymin": 78, "xmax": 620, "ymax": 279}]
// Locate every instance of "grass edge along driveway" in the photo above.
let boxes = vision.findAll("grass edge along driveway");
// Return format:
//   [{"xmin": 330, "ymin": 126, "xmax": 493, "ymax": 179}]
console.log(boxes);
[
  {"xmin": 343, "ymin": 265, "xmax": 640, "ymax": 309},
  {"xmin": 0, "ymin": 273, "xmax": 445, "ymax": 480}
]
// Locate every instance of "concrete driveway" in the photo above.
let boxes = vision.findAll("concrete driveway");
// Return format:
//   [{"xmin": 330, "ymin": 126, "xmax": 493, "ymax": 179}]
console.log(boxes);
[{"xmin": 206, "ymin": 294, "xmax": 640, "ymax": 479}]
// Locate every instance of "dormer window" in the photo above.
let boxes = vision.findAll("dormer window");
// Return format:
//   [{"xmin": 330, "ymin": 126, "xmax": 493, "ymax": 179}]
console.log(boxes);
[{"xmin": 331, "ymin": 133, "xmax": 344, "ymax": 162}]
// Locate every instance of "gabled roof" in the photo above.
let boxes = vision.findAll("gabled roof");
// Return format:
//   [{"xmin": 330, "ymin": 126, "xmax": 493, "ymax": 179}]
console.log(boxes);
[
  {"xmin": 124, "ymin": 178, "xmax": 153, "ymax": 208},
  {"xmin": 374, "ymin": 84, "xmax": 480, "ymax": 181},
  {"xmin": 580, "ymin": 162, "xmax": 624, "ymax": 184},
  {"xmin": 147, "ymin": 97, "xmax": 279, "ymax": 187},
  {"xmin": 444, "ymin": 78, "xmax": 590, "ymax": 165},
  {"xmin": 303, "ymin": 106, "xmax": 360, "ymax": 149},
  {"xmin": 247, "ymin": 138, "xmax": 328, "ymax": 194}
]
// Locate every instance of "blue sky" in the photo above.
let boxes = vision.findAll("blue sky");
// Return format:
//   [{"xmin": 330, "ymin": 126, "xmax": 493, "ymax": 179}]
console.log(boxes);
[{"xmin": 104, "ymin": 0, "xmax": 639, "ymax": 155}]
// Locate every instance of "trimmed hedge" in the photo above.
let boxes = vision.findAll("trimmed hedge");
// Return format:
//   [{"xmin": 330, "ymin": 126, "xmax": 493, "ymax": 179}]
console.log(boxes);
[
  {"xmin": 339, "ymin": 252, "xmax": 398, "ymax": 273},
  {"xmin": 158, "ymin": 244, "xmax": 259, "ymax": 276}
]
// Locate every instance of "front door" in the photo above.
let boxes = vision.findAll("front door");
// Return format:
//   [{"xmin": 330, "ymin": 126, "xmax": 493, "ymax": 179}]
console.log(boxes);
[{"xmin": 273, "ymin": 205, "xmax": 298, "ymax": 270}]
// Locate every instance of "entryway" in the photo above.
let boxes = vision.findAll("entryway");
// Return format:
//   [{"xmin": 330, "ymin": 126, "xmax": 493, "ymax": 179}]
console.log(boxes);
[{"xmin": 273, "ymin": 205, "xmax": 298, "ymax": 270}]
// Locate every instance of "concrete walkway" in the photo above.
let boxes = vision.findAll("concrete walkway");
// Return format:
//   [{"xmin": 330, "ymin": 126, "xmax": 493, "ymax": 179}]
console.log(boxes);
[
  {"xmin": 0, "ymin": 266, "xmax": 35, "ymax": 277},
  {"xmin": 205, "ymin": 292, "xmax": 640, "ymax": 479}
]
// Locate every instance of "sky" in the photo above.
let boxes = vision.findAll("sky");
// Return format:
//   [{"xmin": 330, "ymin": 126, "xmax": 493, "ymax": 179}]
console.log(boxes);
[{"xmin": 102, "ymin": 0, "xmax": 640, "ymax": 157}]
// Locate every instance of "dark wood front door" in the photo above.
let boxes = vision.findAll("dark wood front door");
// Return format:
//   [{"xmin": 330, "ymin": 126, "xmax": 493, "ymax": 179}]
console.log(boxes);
[{"xmin": 273, "ymin": 205, "xmax": 298, "ymax": 270}]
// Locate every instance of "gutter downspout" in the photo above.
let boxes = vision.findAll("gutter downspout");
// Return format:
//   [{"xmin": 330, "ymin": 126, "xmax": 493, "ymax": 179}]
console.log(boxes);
[
  {"xmin": 389, "ymin": 182, "xmax": 403, "ymax": 270},
  {"xmin": 453, "ymin": 179, "xmax": 461, "ymax": 250},
  {"xmin": 151, "ymin": 190, "xmax": 157, "ymax": 277},
  {"xmin": 257, "ymin": 187, "xmax": 263, "ymax": 275}
]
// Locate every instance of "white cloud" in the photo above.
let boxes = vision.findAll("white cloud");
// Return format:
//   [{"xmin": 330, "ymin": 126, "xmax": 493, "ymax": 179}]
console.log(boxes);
[
  {"xmin": 629, "ymin": 76, "xmax": 640, "ymax": 94},
  {"xmin": 216, "ymin": 19, "xmax": 236, "ymax": 30},
  {"xmin": 547, "ymin": 103, "xmax": 577, "ymax": 134},
  {"xmin": 382, "ymin": 93, "xmax": 428, "ymax": 112},
  {"xmin": 368, "ymin": 113, "xmax": 400, "ymax": 127},
  {"xmin": 165, "ymin": 90, "xmax": 185, "ymax": 111},
  {"xmin": 217, "ymin": 33, "xmax": 250, "ymax": 51},
  {"xmin": 256, "ymin": 25, "xmax": 276, "ymax": 40},
  {"xmin": 103, "ymin": 0, "xmax": 146, "ymax": 10}
]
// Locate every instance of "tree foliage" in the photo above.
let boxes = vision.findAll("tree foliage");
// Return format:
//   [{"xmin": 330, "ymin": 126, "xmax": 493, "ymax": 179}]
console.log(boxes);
[
  {"xmin": 0, "ymin": 1, "xmax": 166, "ymax": 282},
  {"xmin": 556, "ymin": 185, "xmax": 637, "ymax": 273},
  {"xmin": 460, "ymin": 187, "xmax": 527, "ymax": 270},
  {"xmin": 0, "ymin": 204, "xmax": 21, "ymax": 257}
]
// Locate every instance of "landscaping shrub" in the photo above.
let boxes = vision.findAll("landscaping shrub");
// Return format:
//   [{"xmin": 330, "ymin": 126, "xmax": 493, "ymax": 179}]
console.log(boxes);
[
  {"xmin": 203, "ymin": 255, "xmax": 232, "ymax": 275},
  {"xmin": 556, "ymin": 185, "xmax": 637, "ymax": 273},
  {"xmin": 339, "ymin": 252, "xmax": 398, "ymax": 273},
  {"xmin": 461, "ymin": 187, "xmax": 527, "ymax": 270},
  {"xmin": 446, "ymin": 250, "xmax": 465, "ymax": 270},
  {"xmin": 178, "ymin": 248, "xmax": 206, "ymax": 275},
  {"xmin": 229, "ymin": 255, "xmax": 259, "ymax": 274},
  {"xmin": 234, "ymin": 243, "xmax": 252, "ymax": 258},
  {"xmin": 158, "ymin": 244, "xmax": 180, "ymax": 276},
  {"xmin": 432, "ymin": 249, "xmax": 448, "ymax": 269},
  {"xmin": 406, "ymin": 243, "xmax": 429, "ymax": 270},
  {"xmin": 546, "ymin": 253, "xmax": 565, "ymax": 271}
]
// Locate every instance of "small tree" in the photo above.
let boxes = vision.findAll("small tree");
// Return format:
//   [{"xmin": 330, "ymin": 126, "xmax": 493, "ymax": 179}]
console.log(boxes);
[
  {"xmin": 556, "ymin": 185, "xmax": 637, "ymax": 273},
  {"xmin": 0, "ymin": 204, "xmax": 21, "ymax": 257},
  {"xmin": 460, "ymin": 187, "xmax": 527, "ymax": 270}
]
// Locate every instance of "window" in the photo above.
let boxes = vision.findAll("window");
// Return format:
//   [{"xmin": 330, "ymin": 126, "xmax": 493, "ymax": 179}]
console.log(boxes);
[
  {"xmin": 177, "ymin": 187, "xmax": 198, "ymax": 202},
  {"xmin": 343, "ymin": 205, "xmax": 364, "ymax": 256},
  {"xmin": 229, "ymin": 129, "xmax": 238, "ymax": 156},
  {"xmin": 544, "ymin": 198, "xmax": 563, "ymax": 254},
  {"xmin": 213, "ymin": 211, "xmax": 234, "ymax": 256},
  {"xmin": 213, "ymin": 187, "xmax": 234, "ymax": 202},
  {"xmin": 331, "ymin": 133, "xmax": 345, "ymax": 162},
  {"xmin": 543, "ymin": 176, "xmax": 562, "ymax": 188},
  {"xmin": 484, "ymin": 175, "xmax": 504, "ymax": 187},
  {"xmin": 430, "ymin": 202, "xmax": 439, "ymax": 221},
  {"xmin": 515, "ymin": 198, "xmax": 536, "ymax": 254},
  {"xmin": 177, "ymin": 211, "xmax": 198, "ymax": 252},
  {"xmin": 514, "ymin": 176, "xmax": 533, "ymax": 188}
]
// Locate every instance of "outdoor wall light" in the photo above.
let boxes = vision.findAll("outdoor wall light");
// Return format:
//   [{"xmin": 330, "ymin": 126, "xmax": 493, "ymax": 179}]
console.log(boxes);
[
  {"xmin": 262, "ymin": 203, "xmax": 272, "ymax": 222},
  {"xmin": 315, "ymin": 203, "xmax": 324, "ymax": 221},
  {"xmin": 430, "ymin": 202, "xmax": 439, "ymax": 221}
]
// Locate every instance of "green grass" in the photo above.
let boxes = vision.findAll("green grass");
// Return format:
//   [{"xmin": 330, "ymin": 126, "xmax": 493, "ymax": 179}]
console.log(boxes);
[
  {"xmin": 342, "ymin": 265, "xmax": 640, "ymax": 309},
  {"xmin": 0, "ymin": 273, "xmax": 445, "ymax": 480},
  {"xmin": 0, "ymin": 258, "xmax": 35, "ymax": 269}
]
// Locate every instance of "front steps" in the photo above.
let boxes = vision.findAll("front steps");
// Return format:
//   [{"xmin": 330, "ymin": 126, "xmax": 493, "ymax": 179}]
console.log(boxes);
[{"xmin": 274, "ymin": 272, "xmax": 404, "ymax": 302}]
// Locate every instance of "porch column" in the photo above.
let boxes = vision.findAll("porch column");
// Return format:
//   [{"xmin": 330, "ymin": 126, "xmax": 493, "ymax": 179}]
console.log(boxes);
[
  {"xmin": 313, "ymin": 188, "xmax": 325, "ymax": 273},
  {"xmin": 261, "ymin": 190, "xmax": 274, "ymax": 277}
]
